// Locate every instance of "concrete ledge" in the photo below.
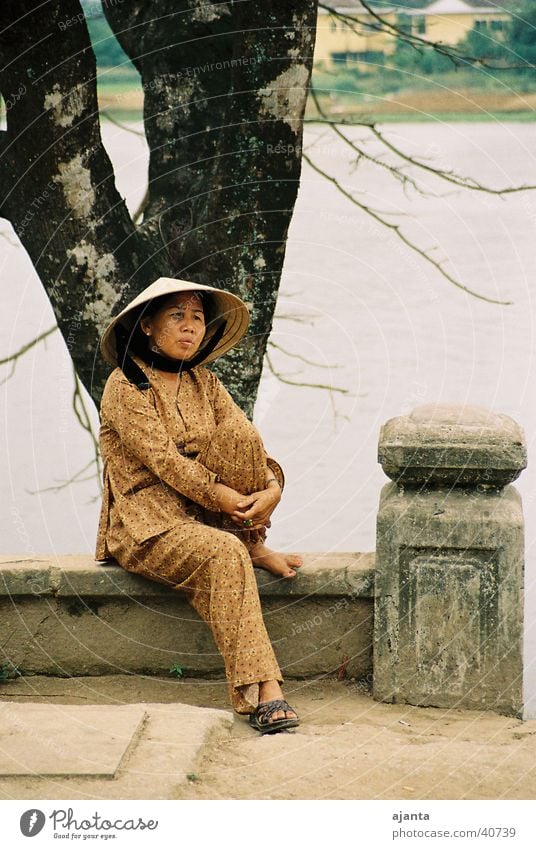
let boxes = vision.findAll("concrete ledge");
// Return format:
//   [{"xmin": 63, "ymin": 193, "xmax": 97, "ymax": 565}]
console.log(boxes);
[
  {"xmin": 0, "ymin": 553, "xmax": 375, "ymax": 681},
  {"xmin": 0, "ymin": 552, "xmax": 375, "ymax": 599}
]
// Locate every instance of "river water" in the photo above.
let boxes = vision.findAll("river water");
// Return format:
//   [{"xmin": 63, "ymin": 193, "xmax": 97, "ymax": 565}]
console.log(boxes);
[{"xmin": 2, "ymin": 121, "xmax": 536, "ymax": 713}]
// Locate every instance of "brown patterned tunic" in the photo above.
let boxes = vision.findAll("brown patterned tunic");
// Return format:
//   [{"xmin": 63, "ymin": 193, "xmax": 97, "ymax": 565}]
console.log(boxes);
[{"xmin": 95, "ymin": 353, "xmax": 285, "ymax": 713}]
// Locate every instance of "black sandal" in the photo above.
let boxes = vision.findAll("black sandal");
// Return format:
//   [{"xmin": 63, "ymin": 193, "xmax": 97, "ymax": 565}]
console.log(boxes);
[{"xmin": 249, "ymin": 698, "xmax": 300, "ymax": 734}]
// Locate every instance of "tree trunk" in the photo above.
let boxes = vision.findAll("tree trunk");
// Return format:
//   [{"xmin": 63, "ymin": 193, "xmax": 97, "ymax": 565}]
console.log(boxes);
[
  {"xmin": 104, "ymin": 0, "xmax": 318, "ymax": 415},
  {"xmin": 0, "ymin": 0, "xmax": 318, "ymax": 416},
  {"xmin": 0, "ymin": 0, "xmax": 165, "ymax": 402}
]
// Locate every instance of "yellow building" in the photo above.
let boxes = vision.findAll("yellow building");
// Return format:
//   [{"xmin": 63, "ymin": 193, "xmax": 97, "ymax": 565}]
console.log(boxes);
[
  {"xmin": 314, "ymin": 0, "xmax": 511, "ymax": 69},
  {"xmin": 314, "ymin": 5, "xmax": 398, "ymax": 68}
]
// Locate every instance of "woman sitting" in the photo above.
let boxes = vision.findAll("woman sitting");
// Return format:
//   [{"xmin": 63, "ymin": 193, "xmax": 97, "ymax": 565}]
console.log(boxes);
[{"xmin": 95, "ymin": 277, "xmax": 302, "ymax": 733}]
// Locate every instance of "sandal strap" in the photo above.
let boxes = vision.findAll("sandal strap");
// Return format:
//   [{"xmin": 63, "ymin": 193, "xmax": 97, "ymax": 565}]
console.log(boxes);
[{"xmin": 256, "ymin": 699, "xmax": 294, "ymax": 722}]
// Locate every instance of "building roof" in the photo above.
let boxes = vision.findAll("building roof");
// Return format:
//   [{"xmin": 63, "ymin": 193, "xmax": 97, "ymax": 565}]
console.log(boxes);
[
  {"xmin": 420, "ymin": 0, "xmax": 505, "ymax": 12},
  {"xmin": 317, "ymin": 1, "xmax": 510, "ymax": 12},
  {"xmin": 316, "ymin": 2, "xmax": 391, "ymax": 11},
  {"xmin": 319, "ymin": 0, "xmax": 512, "ymax": 15},
  {"xmin": 470, "ymin": 0, "xmax": 513, "ymax": 7}
]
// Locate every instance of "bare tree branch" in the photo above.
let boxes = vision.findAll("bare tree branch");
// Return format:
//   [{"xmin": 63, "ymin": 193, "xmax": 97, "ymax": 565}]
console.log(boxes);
[
  {"xmin": 0, "ymin": 326, "xmax": 57, "ymax": 384},
  {"xmin": 265, "ymin": 350, "xmax": 349, "ymax": 394},
  {"xmin": 100, "ymin": 109, "xmax": 144, "ymax": 136},
  {"xmin": 368, "ymin": 124, "xmax": 536, "ymax": 195},
  {"xmin": 302, "ymin": 150, "xmax": 512, "ymax": 306},
  {"xmin": 303, "ymin": 77, "xmax": 536, "ymax": 307},
  {"xmin": 269, "ymin": 339, "xmax": 342, "ymax": 369},
  {"xmin": 274, "ymin": 312, "xmax": 317, "ymax": 325},
  {"xmin": 72, "ymin": 363, "xmax": 102, "ymax": 492},
  {"xmin": 1, "ymin": 324, "xmax": 102, "ymax": 494},
  {"xmin": 306, "ymin": 123, "xmax": 428, "ymax": 198},
  {"xmin": 308, "ymin": 85, "xmax": 536, "ymax": 195},
  {"xmin": 27, "ymin": 458, "xmax": 98, "ymax": 495}
]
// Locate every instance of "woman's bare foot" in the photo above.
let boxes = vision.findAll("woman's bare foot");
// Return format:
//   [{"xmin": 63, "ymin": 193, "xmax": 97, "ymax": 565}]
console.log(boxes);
[
  {"xmin": 258, "ymin": 679, "xmax": 298, "ymax": 723},
  {"xmin": 250, "ymin": 542, "xmax": 303, "ymax": 579}
]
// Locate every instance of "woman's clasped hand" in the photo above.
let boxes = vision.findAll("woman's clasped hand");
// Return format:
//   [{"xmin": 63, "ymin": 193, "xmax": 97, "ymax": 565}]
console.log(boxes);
[
  {"xmin": 234, "ymin": 483, "xmax": 281, "ymax": 529},
  {"xmin": 214, "ymin": 482, "xmax": 281, "ymax": 530}
]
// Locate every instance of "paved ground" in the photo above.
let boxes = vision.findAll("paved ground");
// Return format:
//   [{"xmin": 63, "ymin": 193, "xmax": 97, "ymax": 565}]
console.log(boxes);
[{"xmin": 1, "ymin": 674, "xmax": 535, "ymax": 800}]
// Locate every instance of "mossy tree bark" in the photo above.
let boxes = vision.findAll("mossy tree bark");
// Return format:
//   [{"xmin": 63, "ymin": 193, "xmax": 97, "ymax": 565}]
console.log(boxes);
[{"xmin": 0, "ymin": 0, "xmax": 317, "ymax": 416}]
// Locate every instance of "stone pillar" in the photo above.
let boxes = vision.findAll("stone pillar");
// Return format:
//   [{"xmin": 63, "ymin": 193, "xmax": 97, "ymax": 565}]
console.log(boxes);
[{"xmin": 373, "ymin": 403, "xmax": 526, "ymax": 717}]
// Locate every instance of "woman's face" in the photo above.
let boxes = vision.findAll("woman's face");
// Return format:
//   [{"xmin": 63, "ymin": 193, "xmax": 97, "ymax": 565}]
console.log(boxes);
[{"xmin": 139, "ymin": 292, "xmax": 206, "ymax": 361}]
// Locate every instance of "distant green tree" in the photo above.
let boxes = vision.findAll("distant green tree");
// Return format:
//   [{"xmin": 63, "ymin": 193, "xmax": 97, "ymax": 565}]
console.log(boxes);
[
  {"xmin": 458, "ymin": 28, "xmax": 509, "ymax": 65},
  {"xmin": 383, "ymin": 0, "xmax": 426, "ymax": 6},
  {"xmin": 458, "ymin": 1, "xmax": 536, "ymax": 70},
  {"xmin": 507, "ymin": 1, "xmax": 536, "ymax": 66},
  {"xmin": 390, "ymin": 38, "xmax": 453, "ymax": 74},
  {"xmin": 81, "ymin": 0, "xmax": 131, "ymax": 69},
  {"xmin": 86, "ymin": 16, "xmax": 130, "ymax": 69}
]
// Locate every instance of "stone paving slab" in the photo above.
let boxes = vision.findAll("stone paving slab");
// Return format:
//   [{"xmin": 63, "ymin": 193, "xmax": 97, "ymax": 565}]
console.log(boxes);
[
  {"xmin": 1, "ymin": 678, "xmax": 535, "ymax": 800},
  {"xmin": 119, "ymin": 703, "xmax": 235, "ymax": 793},
  {"xmin": 0, "ymin": 704, "xmax": 146, "ymax": 777},
  {"xmin": 0, "ymin": 701, "xmax": 234, "ymax": 795}
]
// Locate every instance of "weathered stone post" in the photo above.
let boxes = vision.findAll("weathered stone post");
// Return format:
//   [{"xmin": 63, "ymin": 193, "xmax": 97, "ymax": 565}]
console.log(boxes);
[{"xmin": 374, "ymin": 404, "xmax": 526, "ymax": 716}]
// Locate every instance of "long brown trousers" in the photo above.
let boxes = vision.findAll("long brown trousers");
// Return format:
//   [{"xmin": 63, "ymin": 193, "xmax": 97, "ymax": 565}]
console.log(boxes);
[{"xmin": 106, "ymin": 416, "xmax": 284, "ymax": 714}]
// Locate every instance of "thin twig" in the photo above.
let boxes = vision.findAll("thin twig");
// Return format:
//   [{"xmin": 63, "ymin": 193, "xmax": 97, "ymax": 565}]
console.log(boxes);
[
  {"xmin": 72, "ymin": 364, "xmax": 103, "ymax": 492},
  {"xmin": 100, "ymin": 109, "xmax": 144, "ymax": 135},
  {"xmin": 302, "ymin": 150, "xmax": 511, "ymax": 306},
  {"xmin": 269, "ymin": 340, "xmax": 342, "ymax": 369},
  {"xmin": 307, "ymin": 114, "xmax": 428, "ymax": 198},
  {"xmin": 309, "ymin": 85, "xmax": 536, "ymax": 195},
  {"xmin": 369, "ymin": 122, "xmax": 536, "ymax": 194},
  {"xmin": 1, "ymin": 325, "xmax": 102, "ymax": 494},
  {"xmin": 274, "ymin": 313, "xmax": 317, "ymax": 325},
  {"xmin": 265, "ymin": 350, "xmax": 349, "ymax": 394},
  {"xmin": 0, "ymin": 326, "xmax": 57, "ymax": 383},
  {"xmin": 26, "ymin": 459, "xmax": 97, "ymax": 495}
]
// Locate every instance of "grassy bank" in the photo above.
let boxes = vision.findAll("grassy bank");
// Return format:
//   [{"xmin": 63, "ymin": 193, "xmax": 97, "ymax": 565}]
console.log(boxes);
[
  {"xmin": 93, "ymin": 65, "xmax": 536, "ymax": 124},
  {"xmin": 309, "ymin": 66, "xmax": 536, "ymax": 122},
  {"xmin": 3, "ymin": 74, "xmax": 534, "ymax": 126}
]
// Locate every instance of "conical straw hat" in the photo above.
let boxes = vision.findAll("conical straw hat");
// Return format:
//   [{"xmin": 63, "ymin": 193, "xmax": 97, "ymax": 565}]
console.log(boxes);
[{"xmin": 99, "ymin": 277, "xmax": 250, "ymax": 367}]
